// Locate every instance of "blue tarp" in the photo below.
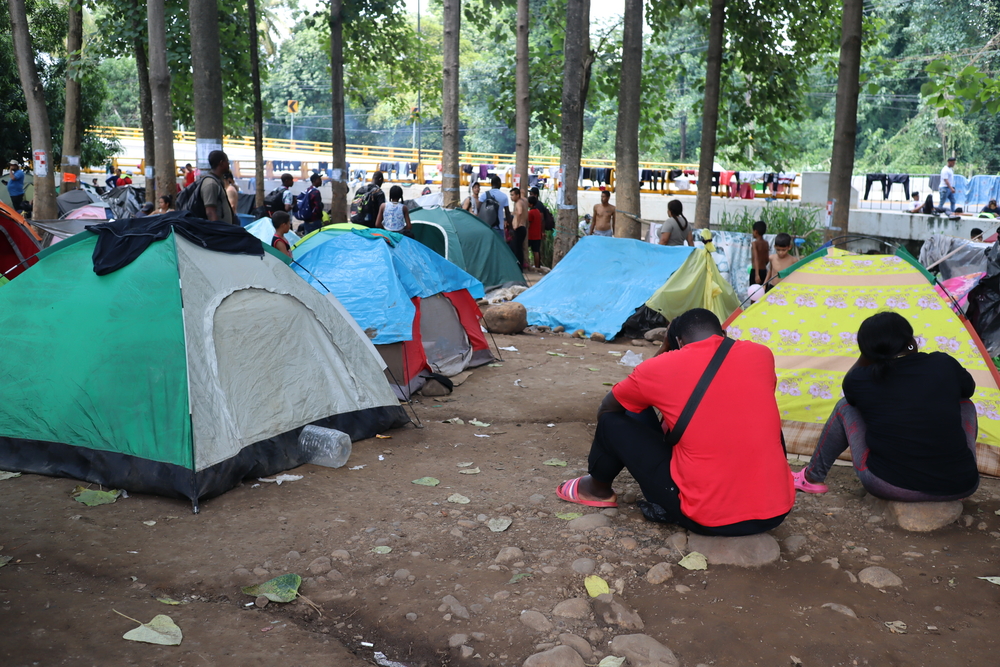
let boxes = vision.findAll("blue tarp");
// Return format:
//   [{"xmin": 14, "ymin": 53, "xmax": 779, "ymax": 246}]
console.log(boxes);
[
  {"xmin": 244, "ymin": 217, "xmax": 298, "ymax": 248},
  {"xmin": 293, "ymin": 233, "xmax": 484, "ymax": 344},
  {"xmin": 515, "ymin": 236, "xmax": 694, "ymax": 339},
  {"xmin": 963, "ymin": 175, "xmax": 1000, "ymax": 211}
]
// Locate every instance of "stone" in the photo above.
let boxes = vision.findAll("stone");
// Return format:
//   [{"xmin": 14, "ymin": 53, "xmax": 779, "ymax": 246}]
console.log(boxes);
[
  {"xmin": 644, "ymin": 327, "xmax": 668, "ymax": 343},
  {"xmin": 619, "ymin": 537, "xmax": 639, "ymax": 550},
  {"xmin": 233, "ymin": 568, "xmax": 251, "ymax": 577},
  {"xmin": 493, "ymin": 590, "xmax": 511, "ymax": 601},
  {"xmin": 461, "ymin": 646, "xmax": 475, "ymax": 659},
  {"xmin": 252, "ymin": 567, "xmax": 269, "ymax": 577},
  {"xmin": 307, "ymin": 556, "xmax": 332, "ymax": 575},
  {"xmin": 858, "ymin": 566, "xmax": 902, "ymax": 589},
  {"xmin": 449, "ymin": 633, "xmax": 469, "ymax": 648},
  {"xmin": 572, "ymin": 329, "xmax": 586, "ymax": 339},
  {"xmin": 496, "ymin": 547, "xmax": 525, "ymax": 565},
  {"xmin": 419, "ymin": 379, "xmax": 452, "ymax": 396},
  {"xmin": 783, "ymin": 535, "xmax": 808, "ymax": 554},
  {"xmin": 393, "ymin": 569, "xmax": 411, "ymax": 581},
  {"xmin": 609, "ymin": 633, "xmax": 679, "ymax": 667},
  {"xmin": 566, "ymin": 514, "xmax": 612, "ymax": 531},
  {"xmin": 667, "ymin": 532, "xmax": 687, "ymax": 552},
  {"xmin": 520, "ymin": 610, "xmax": 554, "ymax": 633},
  {"xmin": 405, "ymin": 612, "xmax": 418, "ymax": 622},
  {"xmin": 374, "ymin": 575, "xmax": 391, "ymax": 586},
  {"xmin": 674, "ymin": 585, "xmax": 691, "ymax": 594},
  {"xmin": 590, "ymin": 333, "xmax": 606, "ymax": 343},
  {"xmin": 821, "ymin": 603, "xmax": 858, "ymax": 619},
  {"xmin": 326, "ymin": 568, "xmax": 344, "ymax": 581},
  {"xmin": 330, "ymin": 549, "xmax": 351, "ymax": 562},
  {"xmin": 822, "ymin": 557, "xmax": 840, "ymax": 570},
  {"xmin": 591, "ymin": 593, "xmax": 644, "ymax": 630},
  {"xmin": 558, "ymin": 634, "xmax": 593, "ymax": 662},
  {"xmin": 552, "ymin": 598, "xmax": 593, "ymax": 620},
  {"xmin": 254, "ymin": 596, "xmax": 269, "ymax": 608},
  {"xmin": 522, "ymin": 645, "xmax": 586, "ymax": 667},
  {"xmin": 441, "ymin": 594, "xmax": 471, "ymax": 619},
  {"xmin": 571, "ymin": 558, "xmax": 596, "ymax": 574},
  {"xmin": 886, "ymin": 500, "xmax": 963, "ymax": 532},
  {"xmin": 645, "ymin": 562, "xmax": 673, "ymax": 584},
  {"xmin": 483, "ymin": 302, "xmax": 528, "ymax": 335},
  {"xmin": 553, "ymin": 326, "xmax": 565, "ymax": 333},
  {"xmin": 285, "ymin": 550, "xmax": 301, "ymax": 560},
  {"xmin": 529, "ymin": 494, "xmax": 547, "ymax": 505},
  {"xmin": 472, "ymin": 632, "xmax": 486, "ymax": 641},
  {"xmin": 685, "ymin": 533, "xmax": 780, "ymax": 567}
]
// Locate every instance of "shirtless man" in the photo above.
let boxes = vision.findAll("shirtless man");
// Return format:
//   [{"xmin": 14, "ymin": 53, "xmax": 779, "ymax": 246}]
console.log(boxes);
[
  {"xmin": 765, "ymin": 232, "xmax": 797, "ymax": 289},
  {"xmin": 589, "ymin": 190, "xmax": 615, "ymax": 237},
  {"xmin": 509, "ymin": 187, "xmax": 529, "ymax": 268},
  {"xmin": 750, "ymin": 220, "xmax": 769, "ymax": 286}
]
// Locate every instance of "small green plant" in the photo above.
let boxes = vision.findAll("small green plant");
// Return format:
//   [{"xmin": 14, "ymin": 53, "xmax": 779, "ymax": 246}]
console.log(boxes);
[{"xmin": 716, "ymin": 205, "xmax": 824, "ymax": 255}]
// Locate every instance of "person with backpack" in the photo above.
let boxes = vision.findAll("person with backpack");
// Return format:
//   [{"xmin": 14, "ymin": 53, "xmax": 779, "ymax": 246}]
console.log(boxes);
[
  {"xmin": 199, "ymin": 150, "xmax": 235, "ymax": 225},
  {"xmin": 478, "ymin": 175, "xmax": 510, "ymax": 237},
  {"xmin": 527, "ymin": 195, "xmax": 543, "ymax": 270},
  {"xmin": 350, "ymin": 171, "xmax": 386, "ymax": 227},
  {"xmin": 529, "ymin": 186, "xmax": 555, "ymax": 232},
  {"xmin": 295, "ymin": 173, "xmax": 325, "ymax": 234},
  {"xmin": 263, "ymin": 173, "xmax": 296, "ymax": 217}
]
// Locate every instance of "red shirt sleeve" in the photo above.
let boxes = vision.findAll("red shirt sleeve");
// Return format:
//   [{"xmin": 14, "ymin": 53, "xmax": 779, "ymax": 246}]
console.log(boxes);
[{"xmin": 612, "ymin": 363, "xmax": 655, "ymax": 413}]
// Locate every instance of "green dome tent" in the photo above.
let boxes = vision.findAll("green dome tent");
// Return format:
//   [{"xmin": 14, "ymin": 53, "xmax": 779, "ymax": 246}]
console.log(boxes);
[
  {"xmin": 0, "ymin": 224, "xmax": 407, "ymax": 508},
  {"xmin": 410, "ymin": 207, "xmax": 525, "ymax": 291}
]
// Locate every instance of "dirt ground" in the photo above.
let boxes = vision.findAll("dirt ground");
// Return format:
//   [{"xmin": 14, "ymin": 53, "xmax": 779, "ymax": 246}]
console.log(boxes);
[{"xmin": 4, "ymin": 327, "xmax": 1000, "ymax": 667}]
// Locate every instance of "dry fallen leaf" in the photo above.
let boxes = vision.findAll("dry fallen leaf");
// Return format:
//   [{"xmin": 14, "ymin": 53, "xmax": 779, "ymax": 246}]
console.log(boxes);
[
  {"xmin": 678, "ymin": 552, "xmax": 708, "ymax": 571},
  {"xmin": 584, "ymin": 575, "xmax": 610, "ymax": 597},
  {"xmin": 447, "ymin": 493, "xmax": 471, "ymax": 504},
  {"xmin": 115, "ymin": 610, "xmax": 183, "ymax": 646}
]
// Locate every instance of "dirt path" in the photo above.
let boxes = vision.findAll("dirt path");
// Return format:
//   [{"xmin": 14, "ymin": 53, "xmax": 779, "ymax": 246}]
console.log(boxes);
[{"xmin": 4, "ymin": 329, "xmax": 1000, "ymax": 666}]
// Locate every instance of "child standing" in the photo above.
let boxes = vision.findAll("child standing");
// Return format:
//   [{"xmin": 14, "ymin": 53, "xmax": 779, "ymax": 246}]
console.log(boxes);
[
  {"xmin": 527, "ymin": 195, "xmax": 543, "ymax": 270},
  {"xmin": 750, "ymin": 220, "xmax": 769, "ymax": 286},
  {"xmin": 271, "ymin": 211, "xmax": 294, "ymax": 259},
  {"xmin": 765, "ymin": 232, "xmax": 797, "ymax": 289},
  {"xmin": 375, "ymin": 185, "xmax": 412, "ymax": 236}
]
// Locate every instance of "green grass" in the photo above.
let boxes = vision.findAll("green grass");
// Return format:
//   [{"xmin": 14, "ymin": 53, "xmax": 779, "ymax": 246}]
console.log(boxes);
[{"xmin": 716, "ymin": 205, "xmax": 824, "ymax": 255}]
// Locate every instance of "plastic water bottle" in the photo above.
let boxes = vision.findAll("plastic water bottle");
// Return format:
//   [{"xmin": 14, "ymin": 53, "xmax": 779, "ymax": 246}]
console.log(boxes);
[{"xmin": 298, "ymin": 425, "xmax": 352, "ymax": 468}]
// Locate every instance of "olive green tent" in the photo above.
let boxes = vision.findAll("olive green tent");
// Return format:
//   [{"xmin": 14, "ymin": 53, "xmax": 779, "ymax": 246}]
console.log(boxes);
[{"xmin": 410, "ymin": 207, "xmax": 525, "ymax": 290}]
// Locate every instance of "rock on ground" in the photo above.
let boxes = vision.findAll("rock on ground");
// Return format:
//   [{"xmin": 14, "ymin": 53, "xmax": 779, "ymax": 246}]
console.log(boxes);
[
  {"xmin": 821, "ymin": 603, "xmax": 858, "ymax": 619},
  {"xmin": 885, "ymin": 500, "xmax": 963, "ymax": 532},
  {"xmin": 441, "ymin": 594, "xmax": 471, "ymax": 619},
  {"xmin": 858, "ymin": 566, "xmax": 902, "ymax": 589},
  {"xmin": 646, "ymin": 562, "xmax": 673, "ymax": 584},
  {"xmin": 483, "ymin": 302, "xmax": 528, "ymax": 335},
  {"xmin": 590, "ymin": 333, "xmax": 606, "ymax": 342},
  {"xmin": 609, "ymin": 633, "xmax": 680, "ymax": 667},
  {"xmin": 558, "ymin": 633, "xmax": 593, "ymax": 662},
  {"xmin": 686, "ymin": 533, "xmax": 780, "ymax": 567},
  {"xmin": 448, "ymin": 633, "xmax": 468, "ymax": 647},
  {"xmin": 520, "ymin": 610, "xmax": 554, "ymax": 633},
  {"xmin": 783, "ymin": 535, "xmax": 808, "ymax": 553},
  {"xmin": 591, "ymin": 593, "xmax": 644, "ymax": 630},
  {"xmin": 644, "ymin": 327, "xmax": 668, "ymax": 342},
  {"xmin": 522, "ymin": 645, "xmax": 586, "ymax": 667},
  {"xmin": 552, "ymin": 598, "xmax": 592, "ymax": 620},
  {"xmin": 496, "ymin": 546, "xmax": 525, "ymax": 564},
  {"xmin": 566, "ymin": 514, "xmax": 611, "ymax": 531},
  {"xmin": 307, "ymin": 556, "xmax": 331, "ymax": 575},
  {"xmin": 571, "ymin": 558, "xmax": 596, "ymax": 574}
]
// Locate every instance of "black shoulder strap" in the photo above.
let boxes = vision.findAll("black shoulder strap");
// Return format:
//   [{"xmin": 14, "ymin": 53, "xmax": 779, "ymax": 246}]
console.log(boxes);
[{"xmin": 663, "ymin": 336, "xmax": 735, "ymax": 448}]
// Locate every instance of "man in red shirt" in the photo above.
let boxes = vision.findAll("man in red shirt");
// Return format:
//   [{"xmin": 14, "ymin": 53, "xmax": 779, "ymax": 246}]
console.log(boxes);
[
  {"xmin": 183, "ymin": 163, "xmax": 195, "ymax": 187},
  {"xmin": 526, "ymin": 195, "xmax": 543, "ymax": 270},
  {"xmin": 557, "ymin": 308, "xmax": 794, "ymax": 536}
]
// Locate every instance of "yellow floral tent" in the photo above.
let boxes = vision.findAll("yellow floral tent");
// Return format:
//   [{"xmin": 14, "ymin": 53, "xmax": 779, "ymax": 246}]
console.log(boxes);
[{"xmin": 724, "ymin": 247, "xmax": 1000, "ymax": 476}]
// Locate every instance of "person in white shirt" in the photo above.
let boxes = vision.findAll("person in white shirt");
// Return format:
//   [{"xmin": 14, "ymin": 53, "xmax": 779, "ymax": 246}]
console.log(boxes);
[
  {"xmin": 478, "ymin": 175, "xmax": 511, "ymax": 234},
  {"xmin": 940, "ymin": 157, "xmax": 957, "ymax": 213}
]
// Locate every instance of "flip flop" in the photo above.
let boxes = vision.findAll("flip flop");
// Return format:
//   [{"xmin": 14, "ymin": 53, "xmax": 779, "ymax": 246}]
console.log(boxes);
[{"xmin": 556, "ymin": 476, "xmax": 618, "ymax": 508}]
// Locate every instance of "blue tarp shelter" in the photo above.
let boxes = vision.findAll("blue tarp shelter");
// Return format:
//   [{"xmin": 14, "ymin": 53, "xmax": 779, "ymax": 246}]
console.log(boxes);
[
  {"xmin": 244, "ymin": 217, "xmax": 298, "ymax": 248},
  {"xmin": 963, "ymin": 175, "xmax": 1000, "ymax": 211},
  {"xmin": 514, "ymin": 236, "xmax": 694, "ymax": 339}
]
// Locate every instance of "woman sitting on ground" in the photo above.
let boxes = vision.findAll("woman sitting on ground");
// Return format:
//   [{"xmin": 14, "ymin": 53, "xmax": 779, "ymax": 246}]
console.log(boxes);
[
  {"xmin": 375, "ymin": 184, "xmax": 412, "ymax": 237},
  {"xmin": 156, "ymin": 194, "xmax": 175, "ymax": 214},
  {"xmin": 794, "ymin": 311, "xmax": 979, "ymax": 501}
]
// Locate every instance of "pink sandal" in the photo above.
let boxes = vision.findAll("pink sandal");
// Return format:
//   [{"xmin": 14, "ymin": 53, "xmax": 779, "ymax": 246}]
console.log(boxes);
[
  {"xmin": 791, "ymin": 468, "xmax": 828, "ymax": 494},
  {"xmin": 556, "ymin": 476, "xmax": 618, "ymax": 508}
]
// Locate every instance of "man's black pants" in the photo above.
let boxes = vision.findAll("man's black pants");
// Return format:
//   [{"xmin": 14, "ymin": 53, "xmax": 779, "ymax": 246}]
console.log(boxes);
[{"xmin": 587, "ymin": 409, "xmax": 787, "ymax": 536}]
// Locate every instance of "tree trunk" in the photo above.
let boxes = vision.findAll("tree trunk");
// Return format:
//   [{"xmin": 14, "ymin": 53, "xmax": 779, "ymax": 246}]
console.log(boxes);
[
  {"xmin": 134, "ymin": 30, "xmax": 155, "ymax": 203},
  {"xmin": 189, "ymin": 0, "xmax": 225, "ymax": 169},
  {"xmin": 553, "ymin": 0, "xmax": 590, "ymax": 264},
  {"xmin": 693, "ymin": 0, "xmax": 726, "ymax": 230},
  {"xmin": 60, "ymin": 3, "xmax": 83, "ymax": 192},
  {"xmin": 148, "ymin": 0, "xmax": 176, "ymax": 201},
  {"xmin": 826, "ymin": 0, "xmax": 863, "ymax": 241},
  {"xmin": 248, "ymin": 0, "xmax": 265, "ymax": 208},
  {"xmin": 329, "ymin": 0, "xmax": 348, "ymax": 222},
  {"xmin": 514, "ymin": 0, "xmax": 529, "ymax": 193},
  {"xmin": 7, "ymin": 0, "xmax": 57, "ymax": 221},
  {"xmin": 441, "ymin": 0, "xmax": 461, "ymax": 209},
  {"xmin": 679, "ymin": 115, "xmax": 687, "ymax": 161},
  {"xmin": 614, "ymin": 0, "xmax": 642, "ymax": 239}
]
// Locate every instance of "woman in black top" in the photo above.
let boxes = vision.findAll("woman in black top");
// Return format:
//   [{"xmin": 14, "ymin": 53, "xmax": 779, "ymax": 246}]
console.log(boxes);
[{"xmin": 793, "ymin": 312, "xmax": 979, "ymax": 500}]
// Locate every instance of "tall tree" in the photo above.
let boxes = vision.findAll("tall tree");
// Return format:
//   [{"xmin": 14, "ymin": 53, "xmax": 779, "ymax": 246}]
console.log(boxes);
[
  {"xmin": 441, "ymin": 0, "xmax": 461, "ymax": 209},
  {"xmin": 553, "ymin": 0, "xmax": 590, "ymax": 264},
  {"xmin": 329, "ymin": 0, "xmax": 348, "ymax": 221},
  {"xmin": 248, "ymin": 0, "xmax": 265, "ymax": 207},
  {"xmin": 514, "ymin": 0, "xmax": 529, "ymax": 193},
  {"xmin": 614, "ymin": 0, "xmax": 642, "ymax": 238},
  {"xmin": 60, "ymin": 0, "xmax": 83, "ymax": 192},
  {"xmin": 148, "ymin": 0, "xmax": 176, "ymax": 200},
  {"xmin": 189, "ymin": 0, "xmax": 225, "ymax": 169},
  {"xmin": 693, "ymin": 0, "xmax": 726, "ymax": 229},
  {"xmin": 7, "ymin": 0, "xmax": 57, "ymax": 220},
  {"xmin": 826, "ymin": 0, "xmax": 863, "ymax": 239},
  {"xmin": 133, "ymin": 19, "xmax": 155, "ymax": 202}
]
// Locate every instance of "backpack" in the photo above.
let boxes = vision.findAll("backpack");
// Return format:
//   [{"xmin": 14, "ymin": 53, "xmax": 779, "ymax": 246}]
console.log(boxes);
[
  {"xmin": 350, "ymin": 184, "xmax": 381, "ymax": 226},
  {"xmin": 540, "ymin": 202, "xmax": 556, "ymax": 231},
  {"xmin": 295, "ymin": 187, "xmax": 322, "ymax": 221},
  {"xmin": 263, "ymin": 187, "xmax": 286, "ymax": 214},
  {"xmin": 477, "ymin": 190, "xmax": 501, "ymax": 228},
  {"xmin": 175, "ymin": 179, "xmax": 206, "ymax": 218}
]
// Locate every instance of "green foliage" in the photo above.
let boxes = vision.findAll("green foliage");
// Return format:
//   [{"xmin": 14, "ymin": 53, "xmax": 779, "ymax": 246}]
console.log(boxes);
[{"xmin": 716, "ymin": 205, "xmax": 823, "ymax": 254}]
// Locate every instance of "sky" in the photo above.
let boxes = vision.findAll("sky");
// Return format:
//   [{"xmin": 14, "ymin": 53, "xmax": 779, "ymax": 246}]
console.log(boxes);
[{"xmin": 401, "ymin": 0, "xmax": 625, "ymax": 22}]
